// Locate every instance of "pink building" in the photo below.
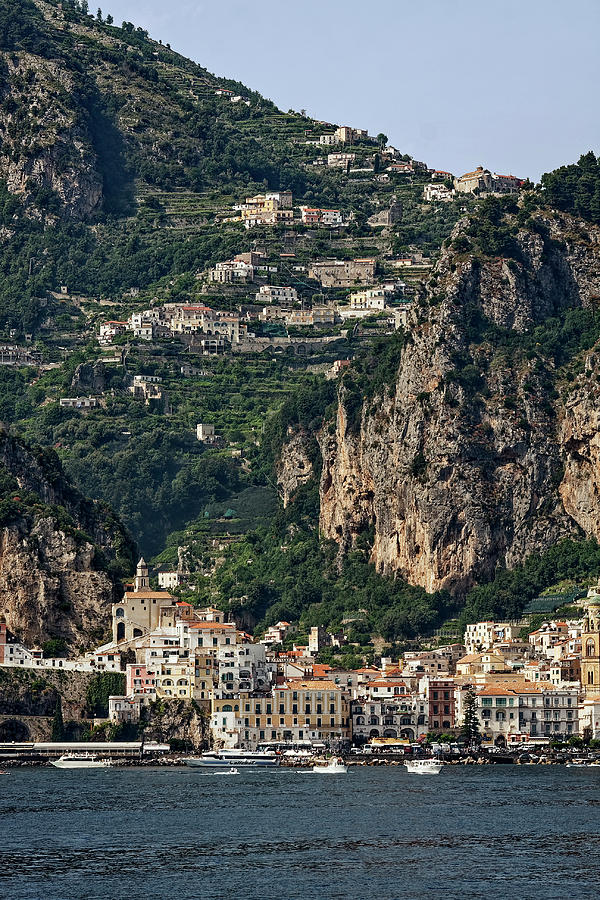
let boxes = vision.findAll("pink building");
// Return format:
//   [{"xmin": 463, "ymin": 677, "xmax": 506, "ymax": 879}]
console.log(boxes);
[{"xmin": 126, "ymin": 663, "xmax": 156, "ymax": 696}]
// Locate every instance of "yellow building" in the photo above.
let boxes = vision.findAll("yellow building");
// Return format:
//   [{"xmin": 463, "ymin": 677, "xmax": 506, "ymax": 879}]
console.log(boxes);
[
  {"xmin": 155, "ymin": 661, "xmax": 194, "ymax": 699},
  {"xmin": 210, "ymin": 680, "xmax": 350, "ymax": 749}
]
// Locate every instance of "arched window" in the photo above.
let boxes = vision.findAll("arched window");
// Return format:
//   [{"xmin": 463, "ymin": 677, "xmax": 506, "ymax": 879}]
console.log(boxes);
[
  {"xmin": 177, "ymin": 679, "xmax": 187, "ymax": 686},
  {"xmin": 355, "ymin": 716, "xmax": 365, "ymax": 725},
  {"xmin": 368, "ymin": 715, "xmax": 379, "ymax": 726},
  {"xmin": 115, "ymin": 608, "xmax": 125, "ymax": 618},
  {"xmin": 222, "ymin": 704, "xmax": 233, "ymax": 712},
  {"xmin": 133, "ymin": 628, "xmax": 143, "ymax": 638},
  {"xmin": 116, "ymin": 621, "xmax": 125, "ymax": 642},
  {"xmin": 163, "ymin": 679, "xmax": 173, "ymax": 686},
  {"xmin": 586, "ymin": 639, "xmax": 596, "ymax": 658},
  {"xmin": 588, "ymin": 671, "xmax": 594, "ymax": 685},
  {"xmin": 496, "ymin": 710, "xmax": 505, "ymax": 721}
]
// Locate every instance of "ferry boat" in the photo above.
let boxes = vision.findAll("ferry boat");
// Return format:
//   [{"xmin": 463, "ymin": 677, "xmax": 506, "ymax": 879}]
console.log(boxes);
[
  {"xmin": 185, "ymin": 749, "xmax": 279, "ymax": 768},
  {"xmin": 312, "ymin": 757, "xmax": 348, "ymax": 774},
  {"xmin": 51, "ymin": 753, "xmax": 112, "ymax": 769},
  {"xmin": 404, "ymin": 758, "xmax": 443, "ymax": 775}
]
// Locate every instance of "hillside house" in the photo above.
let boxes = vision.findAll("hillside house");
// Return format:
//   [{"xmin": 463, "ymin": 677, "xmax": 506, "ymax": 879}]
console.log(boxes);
[
  {"xmin": 327, "ymin": 153, "xmax": 356, "ymax": 168},
  {"xmin": 196, "ymin": 423, "xmax": 217, "ymax": 442},
  {"xmin": 256, "ymin": 285, "xmax": 298, "ymax": 304},
  {"xmin": 300, "ymin": 207, "xmax": 344, "ymax": 226},
  {"xmin": 454, "ymin": 167, "xmax": 523, "ymax": 195},
  {"xmin": 309, "ymin": 258, "xmax": 376, "ymax": 287},
  {"xmin": 59, "ymin": 397, "xmax": 98, "ymax": 410},
  {"xmin": 99, "ymin": 321, "xmax": 128, "ymax": 344},
  {"xmin": 423, "ymin": 183, "xmax": 455, "ymax": 202}
]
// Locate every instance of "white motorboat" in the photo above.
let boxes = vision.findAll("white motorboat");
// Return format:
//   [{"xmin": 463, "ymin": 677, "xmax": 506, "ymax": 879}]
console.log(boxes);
[
  {"xmin": 312, "ymin": 757, "xmax": 348, "ymax": 774},
  {"xmin": 185, "ymin": 749, "xmax": 279, "ymax": 768},
  {"xmin": 404, "ymin": 758, "xmax": 443, "ymax": 775},
  {"xmin": 51, "ymin": 753, "xmax": 112, "ymax": 769}
]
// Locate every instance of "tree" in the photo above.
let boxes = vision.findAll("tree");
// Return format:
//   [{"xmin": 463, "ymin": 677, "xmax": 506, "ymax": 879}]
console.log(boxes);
[
  {"xmin": 376, "ymin": 133, "xmax": 388, "ymax": 149},
  {"xmin": 96, "ymin": 8, "xmax": 102, "ymax": 21},
  {"xmin": 106, "ymin": 13, "xmax": 113, "ymax": 24},
  {"xmin": 460, "ymin": 687, "xmax": 481, "ymax": 746},
  {"xmin": 51, "ymin": 696, "xmax": 65, "ymax": 741}
]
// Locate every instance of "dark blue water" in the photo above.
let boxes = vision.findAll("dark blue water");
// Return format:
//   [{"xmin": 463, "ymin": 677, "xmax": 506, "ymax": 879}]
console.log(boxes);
[{"xmin": 0, "ymin": 765, "xmax": 598, "ymax": 899}]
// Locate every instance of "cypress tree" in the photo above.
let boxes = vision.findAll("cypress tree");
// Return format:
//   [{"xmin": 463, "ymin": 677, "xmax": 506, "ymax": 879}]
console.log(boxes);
[
  {"xmin": 460, "ymin": 687, "xmax": 481, "ymax": 747},
  {"xmin": 51, "ymin": 695, "xmax": 65, "ymax": 741}
]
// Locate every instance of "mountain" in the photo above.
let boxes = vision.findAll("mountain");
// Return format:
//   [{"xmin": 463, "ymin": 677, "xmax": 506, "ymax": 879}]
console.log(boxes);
[
  {"xmin": 0, "ymin": 426, "xmax": 135, "ymax": 648},
  {"xmin": 1, "ymin": 1, "xmax": 600, "ymax": 648},
  {"xmin": 271, "ymin": 195, "xmax": 600, "ymax": 603}
]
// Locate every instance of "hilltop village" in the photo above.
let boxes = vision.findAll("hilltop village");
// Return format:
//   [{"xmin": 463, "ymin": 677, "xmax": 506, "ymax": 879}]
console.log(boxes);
[{"xmin": 3, "ymin": 558, "xmax": 600, "ymax": 752}]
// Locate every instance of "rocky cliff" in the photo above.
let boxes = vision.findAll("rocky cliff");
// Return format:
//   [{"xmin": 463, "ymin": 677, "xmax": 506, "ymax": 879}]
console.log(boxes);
[
  {"xmin": 0, "ymin": 428, "xmax": 135, "ymax": 648},
  {"xmin": 309, "ymin": 211, "xmax": 600, "ymax": 594},
  {"xmin": 0, "ymin": 51, "xmax": 103, "ymax": 220}
]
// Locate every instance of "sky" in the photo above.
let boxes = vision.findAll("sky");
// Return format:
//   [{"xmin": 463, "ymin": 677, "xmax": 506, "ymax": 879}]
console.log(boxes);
[{"xmin": 102, "ymin": 0, "xmax": 600, "ymax": 181}]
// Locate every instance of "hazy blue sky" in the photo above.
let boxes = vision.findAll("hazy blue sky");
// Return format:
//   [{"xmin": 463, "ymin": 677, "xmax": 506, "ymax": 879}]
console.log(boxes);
[{"xmin": 103, "ymin": 0, "xmax": 599, "ymax": 180}]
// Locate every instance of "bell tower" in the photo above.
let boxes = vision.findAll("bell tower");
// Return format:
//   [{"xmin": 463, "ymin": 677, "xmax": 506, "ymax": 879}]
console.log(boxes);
[
  {"xmin": 581, "ymin": 599, "xmax": 600, "ymax": 698},
  {"xmin": 134, "ymin": 557, "xmax": 149, "ymax": 592}
]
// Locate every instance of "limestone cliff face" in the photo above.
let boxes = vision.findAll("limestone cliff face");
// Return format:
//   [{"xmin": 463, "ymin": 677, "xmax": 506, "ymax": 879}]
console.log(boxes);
[
  {"xmin": 276, "ymin": 430, "xmax": 314, "ymax": 508},
  {"xmin": 559, "ymin": 350, "xmax": 600, "ymax": 540},
  {"xmin": 318, "ymin": 212, "xmax": 600, "ymax": 594},
  {"xmin": 0, "ymin": 429, "xmax": 134, "ymax": 648},
  {"xmin": 0, "ymin": 518, "xmax": 116, "ymax": 649},
  {"xmin": 0, "ymin": 53, "xmax": 102, "ymax": 220}
]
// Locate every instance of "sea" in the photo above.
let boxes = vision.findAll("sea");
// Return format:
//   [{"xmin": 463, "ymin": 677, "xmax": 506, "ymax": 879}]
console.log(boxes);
[{"xmin": 0, "ymin": 764, "xmax": 598, "ymax": 900}]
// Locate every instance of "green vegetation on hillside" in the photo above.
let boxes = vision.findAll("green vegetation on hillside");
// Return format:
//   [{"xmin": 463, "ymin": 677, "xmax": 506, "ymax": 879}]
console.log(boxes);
[
  {"xmin": 460, "ymin": 539, "xmax": 600, "ymax": 625},
  {"xmin": 541, "ymin": 151, "xmax": 600, "ymax": 224},
  {"xmin": 197, "ymin": 481, "xmax": 456, "ymax": 644}
]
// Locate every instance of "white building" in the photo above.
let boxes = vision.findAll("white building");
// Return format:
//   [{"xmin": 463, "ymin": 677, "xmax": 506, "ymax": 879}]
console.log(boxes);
[
  {"xmin": 158, "ymin": 571, "xmax": 183, "ymax": 590},
  {"xmin": 255, "ymin": 285, "xmax": 298, "ymax": 304},
  {"xmin": 196, "ymin": 423, "xmax": 216, "ymax": 442},
  {"xmin": 349, "ymin": 287, "xmax": 387, "ymax": 310},
  {"xmin": 423, "ymin": 183, "xmax": 455, "ymax": 202}
]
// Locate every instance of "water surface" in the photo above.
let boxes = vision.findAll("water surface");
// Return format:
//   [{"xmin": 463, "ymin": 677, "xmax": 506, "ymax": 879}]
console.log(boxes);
[{"xmin": 0, "ymin": 765, "xmax": 597, "ymax": 899}]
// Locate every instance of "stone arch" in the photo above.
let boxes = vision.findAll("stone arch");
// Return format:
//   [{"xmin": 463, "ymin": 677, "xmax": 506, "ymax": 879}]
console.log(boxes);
[
  {"xmin": 400, "ymin": 728, "xmax": 415, "ymax": 740},
  {"xmin": 369, "ymin": 728, "xmax": 380, "ymax": 738},
  {"xmin": 495, "ymin": 734, "xmax": 507, "ymax": 747},
  {"xmin": 117, "ymin": 621, "xmax": 125, "ymax": 641},
  {"xmin": 383, "ymin": 728, "xmax": 397, "ymax": 738},
  {"xmin": 0, "ymin": 718, "xmax": 30, "ymax": 741}
]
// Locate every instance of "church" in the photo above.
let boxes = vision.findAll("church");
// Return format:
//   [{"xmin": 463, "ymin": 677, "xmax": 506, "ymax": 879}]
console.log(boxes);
[{"xmin": 111, "ymin": 558, "xmax": 174, "ymax": 644}]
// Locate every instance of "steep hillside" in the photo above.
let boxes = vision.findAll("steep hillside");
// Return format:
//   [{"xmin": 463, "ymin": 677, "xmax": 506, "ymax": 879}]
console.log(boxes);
[
  {"xmin": 310, "ymin": 203, "xmax": 600, "ymax": 594},
  {"xmin": 0, "ymin": 0, "xmax": 465, "ymax": 330},
  {"xmin": 0, "ymin": 426, "xmax": 135, "ymax": 647}
]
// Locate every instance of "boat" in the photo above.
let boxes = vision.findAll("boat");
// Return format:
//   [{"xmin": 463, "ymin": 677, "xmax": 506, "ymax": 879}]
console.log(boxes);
[
  {"xmin": 51, "ymin": 753, "xmax": 112, "ymax": 769},
  {"xmin": 404, "ymin": 758, "xmax": 443, "ymax": 775},
  {"xmin": 185, "ymin": 749, "xmax": 279, "ymax": 768},
  {"xmin": 312, "ymin": 757, "xmax": 348, "ymax": 774}
]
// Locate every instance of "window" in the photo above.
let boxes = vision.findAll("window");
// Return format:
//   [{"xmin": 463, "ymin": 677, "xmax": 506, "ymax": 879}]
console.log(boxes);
[
  {"xmin": 496, "ymin": 698, "xmax": 507, "ymax": 707},
  {"xmin": 589, "ymin": 671, "xmax": 595, "ymax": 685},
  {"xmin": 586, "ymin": 639, "xmax": 595, "ymax": 657},
  {"xmin": 482, "ymin": 698, "xmax": 493, "ymax": 707}
]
